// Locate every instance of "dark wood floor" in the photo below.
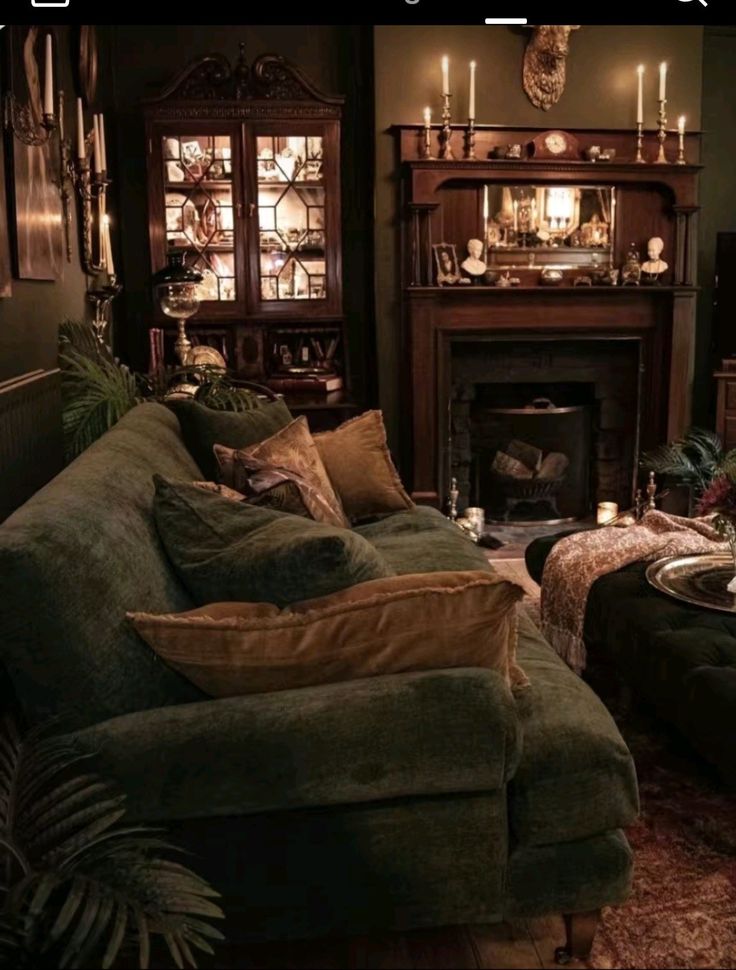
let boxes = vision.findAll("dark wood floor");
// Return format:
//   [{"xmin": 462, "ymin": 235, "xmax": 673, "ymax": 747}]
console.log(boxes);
[{"xmin": 208, "ymin": 918, "xmax": 569, "ymax": 969}]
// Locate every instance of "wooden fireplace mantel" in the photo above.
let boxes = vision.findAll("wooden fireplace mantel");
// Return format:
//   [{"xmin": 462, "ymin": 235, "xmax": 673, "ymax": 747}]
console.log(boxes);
[{"xmin": 395, "ymin": 124, "xmax": 702, "ymax": 508}]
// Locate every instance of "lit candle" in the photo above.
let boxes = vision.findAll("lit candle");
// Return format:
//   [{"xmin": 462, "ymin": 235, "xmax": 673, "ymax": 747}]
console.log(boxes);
[
  {"xmin": 441, "ymin": 56, "xmax": 450, "ymax": 96},
  {"xmin": 98, "ymin": 113, "xmax": 108, "ymax": 172},
  {"xmin": 92, "ymin": 115, "xmax": 102, "ymax": 175},
  {"xmin": 103, "ymin": 216, "xmax": 115, "ymax": 277},
  {"xmin": 423, "ymin": 106, "xmax": 431, "ymax": 128},
  {"xmin": 597, "ymin": 501, "xmax": 619, "ymax": 526},
  {"xmin": 469, "ymin": 61, "xmax": 476, "ymax": 120},
  {"xmin": 636, "ymin": 65, "xmax": 644, "ymax": 125},
  {"xmin": 76, "ymin": 98, "xmax": 85, "ymax": 160},
  {"xmin": 512, "ymin": 199, "xmax": 518, "ymax": 233},
  {"xmin": 659, "ymin": 61, "xmax": 667, "ymax": 101},
  {"xmin": 43, "ymin": 34, "xmax": 53, "ymax": 118},
  {"xmin": 678, "ymin": 115, "xmax": 686, "ymax": 135},
  {"xmin": 482, "ymin": 185, "xmax": 489, "ymax": 221}
]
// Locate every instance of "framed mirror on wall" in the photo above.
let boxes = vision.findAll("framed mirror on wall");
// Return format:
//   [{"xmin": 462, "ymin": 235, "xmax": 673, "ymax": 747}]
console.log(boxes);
[{"xmin": 483, "ymin": 184, "xmax": 616, "ymax": 269}]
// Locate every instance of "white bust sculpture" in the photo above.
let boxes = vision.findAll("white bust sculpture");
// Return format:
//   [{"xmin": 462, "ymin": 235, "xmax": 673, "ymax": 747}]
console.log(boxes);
[
  {"xmin": 461, "ymin": 238, "xmax": 487, "ymax": 278},
  {"xmin": 641, "ymin": 237, "xmax": 668, "ymax": 279}
]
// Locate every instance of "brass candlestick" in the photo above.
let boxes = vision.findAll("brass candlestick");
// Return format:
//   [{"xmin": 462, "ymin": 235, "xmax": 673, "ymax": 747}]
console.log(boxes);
[
  {"xmin": 465, "ymin": 118, "xmax": 476, "ymax": 160},
  {"xmin": 634, "ymin": 121, "xmax": 645, "ymax": 163},
  {"xmin": 676, "ymin": 127, "xmax": 686, "ymax": 165},
  {"xmin": 439, "ymin": 93, "xmax": 454, "ymax": 160},
  {"xmin": 422, "ymin": 121, "xmax": 433, "ymax": 160},
  {"xmin": 655, "ymin": 99, "xmax": 668, "ymax": 163}
]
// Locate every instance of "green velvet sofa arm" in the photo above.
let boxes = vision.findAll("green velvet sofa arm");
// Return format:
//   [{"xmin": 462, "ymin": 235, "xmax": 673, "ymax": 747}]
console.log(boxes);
[{"xmin": 67, "ymin": 667, "xmax": 522, "ymax": 823}]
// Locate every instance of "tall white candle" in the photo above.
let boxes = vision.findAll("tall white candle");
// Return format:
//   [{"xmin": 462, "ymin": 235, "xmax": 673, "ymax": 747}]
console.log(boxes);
[
  {"xmin": 423, "ymin": 106, "xmax": 431, "ymax": 127},
  {"xmin": 512, "ymin": 200, "xmax": 518, "ymax": 233},
  {"xmin": 76, "ymin": 98, "xmax": 85, "ymax": 160},
  {"xmin": 104, "ymin": 218, "xmax": 115, "ymax": 277},
  {"xmin": 43, "ymin": 34, "xmax": 53, "ymax": 117},
  {"xmin": 441, "ymin": 56, "xmax": 449, "ymax": 96},
  {"xmin": 482, "ymin": 185, "xmax": 489, "ymax": 220},
  {"xmin": 93, "ymin": 115, "xmax": 102, "ymax": 175},
  {"xmin": 469, "ymin": 61, "xmax": 476, "ymax": 120},
  {"xmin": 636, "ymin": 65, "xmax": 644, "ymax": 125},
  {"xmin": 98, "ymin": 113, "xmax": 108, "ymax": 171},
  {"xmin": 678, "ymin": 115, "xmax": 686, "ymax": 135},
  {"xmin": 659, "ymin": 62, "xmax": 667, "ymax": 101}
]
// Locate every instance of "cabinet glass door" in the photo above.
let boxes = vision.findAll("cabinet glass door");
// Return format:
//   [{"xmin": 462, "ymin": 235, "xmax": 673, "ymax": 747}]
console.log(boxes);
[
  {"xmin": 255, "ymin": 134, "xmax": 326, "ymax": 303},
  {"xmin": 162, "ymin": 132, "xmax": 237, "ymax": 302}
]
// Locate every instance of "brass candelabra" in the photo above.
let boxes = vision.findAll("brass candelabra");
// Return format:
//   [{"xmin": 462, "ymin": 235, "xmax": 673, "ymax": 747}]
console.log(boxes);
[
  {"xmin": 422, "ymin": 120, "xmax": 433, "ymax": 160},
  {"xmin": 4, "ymin": 91, "xmax": 56, "ymax": 147},
  {"xmin": 676, "ymin": 127, "xmax": 687, "ymax": 165},
  {"xmin": 465, "ymin": 118, "xmax": 476, "ymax": 160},
  {"xmin": 439, "ymin": 94, "xmax": 454, "ymax": 160},
  {"xmin": 655, "ymin": 99, "xmax": 668, "ymax": 163},
  {"xmin": 634, "ymin": 122, "xmax": 645, "ymax": 163}
]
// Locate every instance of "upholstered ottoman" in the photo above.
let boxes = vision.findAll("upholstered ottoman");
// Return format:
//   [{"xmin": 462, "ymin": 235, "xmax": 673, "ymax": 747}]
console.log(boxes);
[{"xmin": 526, "ymin": 533, "xmax": 736, "ymax": 787}]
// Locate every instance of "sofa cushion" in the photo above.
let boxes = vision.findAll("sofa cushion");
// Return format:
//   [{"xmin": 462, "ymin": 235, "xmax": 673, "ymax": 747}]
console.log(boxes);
[
  {"xmin": 68, "ymin": 667, "xmax": 521, "ymax": 822},
  {"xmin": 314, "ymin": 410, "xmax": 414, "ymax": 521},
  {"xmin": 169, "ymin": 397, "xmax": 293, "ymax": 480},
  {"xmin": 129, "ymin": 570, "xmax": 527, "ymax": 697},
  {"xmin": 153, "ymin": 477, "xmax": 393, "ymax": 608},
  {"xmin": 509, "ymin": 613, "xmax": 639, "ymax": 846},
  {"xmin": 355, "ymin": 506, "xmax": 492, "ymax": 575},
  {"xmin": 0, "ymin": 404, "xmax": 205, "ymax": 729},
  {"xmin": 217, "ymin": 416, "xmax": 348, "ymax": 527}
]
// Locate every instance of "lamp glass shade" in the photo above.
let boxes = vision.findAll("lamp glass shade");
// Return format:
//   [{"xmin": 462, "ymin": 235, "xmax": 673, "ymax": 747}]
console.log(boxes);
[{"xmin": 152, "ymin": 252, "xmax": 203, "ymax": 321}]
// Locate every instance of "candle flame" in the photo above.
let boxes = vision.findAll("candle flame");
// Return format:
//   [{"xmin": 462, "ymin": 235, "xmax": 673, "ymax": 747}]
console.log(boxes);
[
  {"xmin": 442, "ymin": 55, "xmax": 449, "ymax": 68},
  {"xmin": 470, "ymin": 60, "xmax": 476, "ymax": 68},
  {"xmin": 637, "ymin": 64, "xmax": 644, "ymax": 75}
]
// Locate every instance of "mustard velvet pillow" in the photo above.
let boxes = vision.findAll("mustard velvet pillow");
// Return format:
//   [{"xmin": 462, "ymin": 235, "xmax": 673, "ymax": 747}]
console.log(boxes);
[
  {"xmin": 129, "ymin": 570, "xmax": 528, "ymax": 698},
  {"xmin": 218, "ymin": 416, "xmax": 349, "ymax": 528},
  {"xmin": 314, "ymin": 410, "xmax": 414, "ymax": 521}
]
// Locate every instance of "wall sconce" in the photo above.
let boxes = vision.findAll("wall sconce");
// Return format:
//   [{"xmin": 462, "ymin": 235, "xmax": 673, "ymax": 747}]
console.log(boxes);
[{"xmin": 3, "ymin": 32, "xmax": 56, "ymax": 147}]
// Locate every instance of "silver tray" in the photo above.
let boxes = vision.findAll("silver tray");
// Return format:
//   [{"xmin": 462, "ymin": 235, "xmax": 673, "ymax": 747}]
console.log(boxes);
[{"xmin": 646, "ymin": 554, "xmax": 736, "ymax": 613}]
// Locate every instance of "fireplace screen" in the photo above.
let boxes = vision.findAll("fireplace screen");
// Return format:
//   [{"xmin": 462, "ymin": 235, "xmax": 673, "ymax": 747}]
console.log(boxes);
[{"xmin": 473, "ymin": 397, "xmax": 592, "ymax": 523}]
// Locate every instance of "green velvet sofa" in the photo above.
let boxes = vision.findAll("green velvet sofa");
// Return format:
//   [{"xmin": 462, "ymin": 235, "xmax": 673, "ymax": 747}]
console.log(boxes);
[{"xmin": 0, "ymin": 404, "xmax": 638, "ymax": 957}]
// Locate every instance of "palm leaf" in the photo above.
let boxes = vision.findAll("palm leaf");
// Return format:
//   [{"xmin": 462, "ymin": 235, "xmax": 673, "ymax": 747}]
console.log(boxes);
[
  {"xmin": 60, "ymin": 350, "xmax": 141, "ymax": 461},
  {"xmin": 0, "ymin": 716, "xmax": 223, "ymax": 968},
  {"xmin": 641, "ymin": 426, "xmax": 726, "ymax": 497}
]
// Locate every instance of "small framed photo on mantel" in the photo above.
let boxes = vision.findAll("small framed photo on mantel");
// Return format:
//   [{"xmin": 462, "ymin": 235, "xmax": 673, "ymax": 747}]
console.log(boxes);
[{"xmin": 433, "ymin": 243, "xmax": 460, "ymax": 286}]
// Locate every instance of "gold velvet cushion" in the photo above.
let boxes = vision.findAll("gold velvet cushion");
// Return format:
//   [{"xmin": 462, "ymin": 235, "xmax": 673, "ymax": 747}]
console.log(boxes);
[
  {"xmin": 314, "ymin": 410, "xmax": 414, "ymax": 521},
  {"xmin": 217, "ymin": 416, "xmax": 348, "ymax": 528},
  {"xmin": 128, "ymin": 570, "xmax": 528, "ymax": 698}
]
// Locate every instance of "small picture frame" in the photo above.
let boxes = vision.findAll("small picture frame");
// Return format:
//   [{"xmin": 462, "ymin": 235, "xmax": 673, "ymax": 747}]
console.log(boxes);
[{"xmin": 432, "ymin": 243, "xmax": 460, "ymax": 286}]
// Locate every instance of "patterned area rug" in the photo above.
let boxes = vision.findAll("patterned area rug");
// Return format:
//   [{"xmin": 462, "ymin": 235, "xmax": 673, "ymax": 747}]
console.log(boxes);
[{"xmin": 490, "ymin": 559, "xmax": 736, "ymax": 970}]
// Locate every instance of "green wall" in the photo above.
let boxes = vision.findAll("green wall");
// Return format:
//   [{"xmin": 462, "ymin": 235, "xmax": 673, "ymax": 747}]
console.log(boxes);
[
  {"xmin": 374, "ymin": 25, "xmax": 704, "ymax": 455},
  {"xmin": 0, "ymin": 26, "xmax": 95, "ymax": 383},
  {"xmin": 695, "ymin": 26, "xmax": 736, "ymax": 424}
]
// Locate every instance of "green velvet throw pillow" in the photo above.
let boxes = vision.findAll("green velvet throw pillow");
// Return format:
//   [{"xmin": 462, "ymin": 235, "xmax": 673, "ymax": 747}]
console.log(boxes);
[
  {"xmin": 168, "ymin": 398, "xmax": 293, "ymax": 480},
  {"xmin": 153, "ymin": 476, "xmax": 394, "ymax": 608}
]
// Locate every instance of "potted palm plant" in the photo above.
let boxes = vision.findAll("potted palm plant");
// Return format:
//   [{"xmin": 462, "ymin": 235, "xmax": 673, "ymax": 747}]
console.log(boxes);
[{"xmin": 0, "ymin": 715, "xmax": 223, "ymax": 969}]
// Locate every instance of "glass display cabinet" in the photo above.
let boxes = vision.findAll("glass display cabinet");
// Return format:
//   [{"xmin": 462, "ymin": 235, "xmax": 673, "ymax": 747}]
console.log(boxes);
[{"xmin": 143, "ymin": 48, "xmax": 350, "ymax": 411}]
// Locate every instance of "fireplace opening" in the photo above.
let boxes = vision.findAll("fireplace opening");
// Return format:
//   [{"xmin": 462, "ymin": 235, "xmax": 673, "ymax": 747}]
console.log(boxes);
[
  {"xmin": 472, "ymin": 388, "xmax": 593, "ymax": 523},
  {"xmin": 450, "ymin": 338, "xmax": 641, "ymax": 523}
]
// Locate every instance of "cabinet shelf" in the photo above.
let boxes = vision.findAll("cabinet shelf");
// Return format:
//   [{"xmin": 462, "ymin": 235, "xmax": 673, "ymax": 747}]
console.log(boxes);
[{"xmin": 165, "ymin": 180, "xmax": 233, "ymax": 191}]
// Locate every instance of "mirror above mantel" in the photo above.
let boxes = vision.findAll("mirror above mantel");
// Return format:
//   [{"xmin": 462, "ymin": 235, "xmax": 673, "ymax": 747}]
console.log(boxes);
[{"xmin": 483, "ymin": 184, "xmax": 615, "ymax": 269}]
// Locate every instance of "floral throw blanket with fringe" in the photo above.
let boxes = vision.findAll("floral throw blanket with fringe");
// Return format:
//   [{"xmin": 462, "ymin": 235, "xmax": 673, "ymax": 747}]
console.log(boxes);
[{"xmin": 541, "ymin": 510, "xmax": 726, "ymax": 674}]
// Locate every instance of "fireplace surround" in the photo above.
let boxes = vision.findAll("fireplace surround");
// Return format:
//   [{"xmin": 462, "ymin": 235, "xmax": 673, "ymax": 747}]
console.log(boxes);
[{"xmin": 396, "ymin": 124, "xmax": 701, "ymax": 510}]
